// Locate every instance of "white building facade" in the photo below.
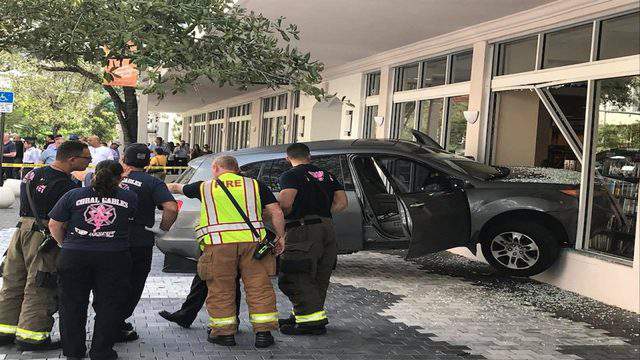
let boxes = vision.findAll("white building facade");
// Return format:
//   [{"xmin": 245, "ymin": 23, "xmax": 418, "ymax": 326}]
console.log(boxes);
[{"xmin": 162, "ymin": 0, "xmax": 640, "ymax": 312}]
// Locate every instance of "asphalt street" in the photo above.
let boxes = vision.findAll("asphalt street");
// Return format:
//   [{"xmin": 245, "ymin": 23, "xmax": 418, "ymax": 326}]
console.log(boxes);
[{"xmin": 0, "ymin": 206, "xmax": 638, "ymax": 360}]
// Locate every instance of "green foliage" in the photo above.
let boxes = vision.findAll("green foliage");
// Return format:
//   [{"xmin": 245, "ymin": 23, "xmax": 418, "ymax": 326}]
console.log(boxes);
[
  {"xmin": 0, "ymin": 52, "xmax": 117, "ymax": 142},
  {"xmin": 0, "ymin": 0, "xmax": 326, "ymax": 142}
]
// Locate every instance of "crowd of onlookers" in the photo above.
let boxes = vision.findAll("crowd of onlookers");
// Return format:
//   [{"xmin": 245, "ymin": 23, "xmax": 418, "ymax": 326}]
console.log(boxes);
[{"xmin": 0, "ymin": 134, "xmax": 213, "ymax": 181}]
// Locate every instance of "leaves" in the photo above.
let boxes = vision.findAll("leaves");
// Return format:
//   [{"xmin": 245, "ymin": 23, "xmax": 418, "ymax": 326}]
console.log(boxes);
[{"xmin": 1, "ymin": 0, "xmax": 327, "ymax": 142}]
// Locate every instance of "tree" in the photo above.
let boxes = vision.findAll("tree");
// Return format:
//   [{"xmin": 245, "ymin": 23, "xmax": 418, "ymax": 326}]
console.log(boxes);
[
  {"xmin": 1, "ymin": 0, "xmax": 324, "ymax": 143},
  {"xmin": 0, "ymin": 52, "xmax": 118, "ymax": 142}
]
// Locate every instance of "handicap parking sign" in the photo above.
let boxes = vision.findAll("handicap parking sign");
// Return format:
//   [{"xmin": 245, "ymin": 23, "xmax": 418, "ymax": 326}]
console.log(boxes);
[{"xmin": 0, "ymin": 91, "xmax": 14, "ymax": 113}]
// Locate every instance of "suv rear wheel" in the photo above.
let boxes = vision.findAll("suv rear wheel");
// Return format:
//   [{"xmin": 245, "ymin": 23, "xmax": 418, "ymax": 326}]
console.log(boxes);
[{"xmin": 480, "ymin": 221, "xmax": 560, "ymax": 277}]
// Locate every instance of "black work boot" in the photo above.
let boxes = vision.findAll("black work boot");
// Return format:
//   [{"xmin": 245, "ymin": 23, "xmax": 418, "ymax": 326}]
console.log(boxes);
[
  {"xmin": 0, "ymin": 334, "xmax": 14, "ymax": 347},
  {"xmin": 278, "ymin": 315, "xmax": 296, "ymax": 328},
  {"xmin": 117, "ymin": 322, "xmax": 139, "ymax": 343},
  {"xmin": 208, "ymin": 334, "xmax": 236, "ymax": 346},
  {"xmin": 280, "ymin": 323, "xmax": 327, "ymax": 336},
  {"xmin": 255, "ymin": 331, "xmax": 274, "ymax": 348},
  {"xmin": 158, "ymin": 310, "xmax": 191, "ymax": 328},
  {"xmin": 15, "ymin": 338, "xmax": 62, "ymax": 351}
]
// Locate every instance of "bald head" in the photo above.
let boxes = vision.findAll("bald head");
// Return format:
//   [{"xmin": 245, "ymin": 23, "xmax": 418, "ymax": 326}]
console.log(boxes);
[
  {"xmin": 87, "ymin": 135, "xmax": 100, "ymax": 147},
  {"xmin": 212, "ymin": 155, "xmax": 239, "ymax": 178}
]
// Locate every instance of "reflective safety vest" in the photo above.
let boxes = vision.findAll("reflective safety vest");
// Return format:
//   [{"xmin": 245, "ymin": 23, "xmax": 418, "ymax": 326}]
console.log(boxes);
[{"xmin": 195, "ymin": 172, "xmax": 266, "ymax": 246}]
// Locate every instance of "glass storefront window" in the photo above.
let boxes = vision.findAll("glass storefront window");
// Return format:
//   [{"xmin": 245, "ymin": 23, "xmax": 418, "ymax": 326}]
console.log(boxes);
[
  {"xmin": 366, "ymin": 72, "xmax": 381, "ymax": 96},
  {"xmin": 542, "ymin": 24, "xmax": 593, "ymax": 69},
  {"xmin": 363, "ymin": 105, "xmax": 378, "ymax": 139},
  {"xmin": 451, "ymin": 51, "xmax": 473, "ymax": 83},
  {"xmin": 492, "ymin": 83, "xmax": 586, "ymax": 169},
  {"xmin": 418, "ymin": 99, "xmax": 443, "ymax": 144},
  {"xmin": 587, "ymin": 76, "xmax": 639, "ymax": 260},
  {"xmin": 396, "ymin": 64, "xmax": 419, "ymax": 91},
  {"xmin": 396, "ymin": 102, "xmax": 416, "ymax": 141},
  {"xmin": 598, "ymin": 12, "xmax": 640, "ymax": 60},
  {"xmin": 421, "ymin": 57, "xmax": 447, "ymax": 88},
  {"xmin": 497, "ymin": 36, "xmax": 538, "ymax": 75},
  {"xmin": 446, "ymin": 96, "xmax": 469, "ymax": 155}
]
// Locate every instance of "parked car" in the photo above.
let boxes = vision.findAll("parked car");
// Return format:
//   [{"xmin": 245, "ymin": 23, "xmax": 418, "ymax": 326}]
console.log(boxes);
[{"xmin": 157, "ymin": 132, "xmax": 620, "ymax": 277}]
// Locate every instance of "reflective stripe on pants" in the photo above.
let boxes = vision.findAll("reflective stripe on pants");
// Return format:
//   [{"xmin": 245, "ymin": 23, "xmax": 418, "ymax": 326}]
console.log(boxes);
[{"xmin": 294, "ymin": 310, "xmax": 328, "ymax": 324}]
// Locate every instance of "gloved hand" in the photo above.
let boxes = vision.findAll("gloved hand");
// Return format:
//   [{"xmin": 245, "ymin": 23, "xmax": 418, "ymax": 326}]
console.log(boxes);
[{"xmin": 145, "ymin": 224, "xmax": 168, "ymax": 237}]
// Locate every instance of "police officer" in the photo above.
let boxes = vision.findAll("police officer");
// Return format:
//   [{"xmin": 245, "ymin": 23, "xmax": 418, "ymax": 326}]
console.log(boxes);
[
  {"xmin": 277, "ymin": 143, "xmax": 348, "ymax": 335},
  {"xmin": 48, "ymin": 160, "xmax": 138, "ymax": 360},
  {"xmin": 167, "ymin": 155, "xmax": 285, "ymax": 348},
  {"xmin": 117, "ymin": 143, "xmax": 178, "ymax": 341},
  {"xmin": 0, "ymin": 141, "xmax": 91, "ymax": 350}
]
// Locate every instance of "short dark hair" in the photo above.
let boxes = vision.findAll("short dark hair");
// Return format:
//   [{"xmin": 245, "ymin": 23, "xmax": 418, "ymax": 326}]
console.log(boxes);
[
  {"xmin": 286, "ymin": 143, "xmax": 310, "ymax": 160},
  {"xmin": 53, "ymin": 134, "xmax": 62, "ymax": 139},
  {"xmin": 56, "ymin": 141, "xmax": 88, "ymax": 161}
]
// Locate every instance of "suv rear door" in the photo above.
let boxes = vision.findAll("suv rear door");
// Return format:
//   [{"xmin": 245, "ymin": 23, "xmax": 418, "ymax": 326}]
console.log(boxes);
[{"xmin": 351, "ymin": 155, "xmax": 471, "ymax": 258}]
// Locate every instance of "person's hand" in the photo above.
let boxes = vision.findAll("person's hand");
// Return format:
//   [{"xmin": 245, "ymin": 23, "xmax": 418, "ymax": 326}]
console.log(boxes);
[
  {"xmin": 145, "ymin": 224, "xmax": 167, "ymax": 237},
  {"xmin": 274, "ymin": 235, "xmax": 285, "ymax": 256}
]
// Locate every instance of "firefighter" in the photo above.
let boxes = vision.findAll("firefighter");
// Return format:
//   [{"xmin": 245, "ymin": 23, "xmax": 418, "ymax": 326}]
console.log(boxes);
[
  {"xmin": 49, "ymin": 160, "xmax": 138, "ymax": 360},
  {"xmin": 167, "ymin": 155, "xmax": 285, "ymax": 348},
  {"xmin": 117, "ymin": 143, "xmax": 178, "ymax": 341},
  {"xmin": 0, "ymin": 141, "xmax": 91, "ymax": 350},
  {"xmin": 277, "ymin": 143, "xmax": 348, "ymax": 335}
]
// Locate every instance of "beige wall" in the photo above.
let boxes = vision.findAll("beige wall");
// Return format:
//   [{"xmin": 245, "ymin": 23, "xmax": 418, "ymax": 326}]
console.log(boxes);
[
  {"xmin": 493, "ymin": 90, "xmax": 541, "ymax": 166},
  {"xmin": 327, "ymin": 73, "xmax": 364, "ymax": 139}
]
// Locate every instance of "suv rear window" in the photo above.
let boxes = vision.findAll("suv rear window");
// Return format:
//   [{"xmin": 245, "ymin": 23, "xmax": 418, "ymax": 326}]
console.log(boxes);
[{"xmin": 175, "ymin": 166, "xmax": 197, "ymax": 184}]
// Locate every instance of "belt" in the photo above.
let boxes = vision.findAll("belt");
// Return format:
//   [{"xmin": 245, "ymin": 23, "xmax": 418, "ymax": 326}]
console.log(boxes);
[{"xmin": 285, "ymin": 218, "xmax": 323, "ymax": 230}]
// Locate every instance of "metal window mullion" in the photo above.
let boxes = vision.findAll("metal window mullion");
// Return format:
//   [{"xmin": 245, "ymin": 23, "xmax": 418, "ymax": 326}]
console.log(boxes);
[
  {"xmin": 577, "ymin": 79, "xmax": 598, "ymax": 250},
  {"xmin": 590, "ymin": 20, "xmax": 601, "ymax": 62},
  {"xmin": 441, "ymin": 97, "xmax": 450, "ymax": 148},
  {"xmin": 534, "ymin": 87, "xmax": 583, "ymax": 161},
  {"xmin": 417, "ymin": 62, "xmax": 423, "ymax": 90},
  {"xmin": 413, "ymin": 100, "xmax": 420, "ymax": 132},
  {"xmin": 445, "ymin": 55, "xmax": 452, "ymax": 85},
  {"xmin": 535, "ymin": 34, "xmax": 544, "ymax": 70}
]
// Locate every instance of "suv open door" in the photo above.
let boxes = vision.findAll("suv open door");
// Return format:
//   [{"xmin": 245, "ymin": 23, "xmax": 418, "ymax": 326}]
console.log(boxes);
[{"xmin": 357, "ymin": 155, "xmax": 472, "ymax": 258}]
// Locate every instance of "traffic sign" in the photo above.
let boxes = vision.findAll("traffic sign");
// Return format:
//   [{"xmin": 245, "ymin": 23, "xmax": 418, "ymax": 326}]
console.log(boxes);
[{"xmin": 0, "ymin": 91, "xmax": 14, "ymax": 113}]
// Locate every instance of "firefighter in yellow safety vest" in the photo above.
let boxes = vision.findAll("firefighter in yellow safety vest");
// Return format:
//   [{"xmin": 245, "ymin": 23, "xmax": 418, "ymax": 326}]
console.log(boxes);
[{"xmin": 167, "ymin": 155, "xmax": 285, "ymax": 348}]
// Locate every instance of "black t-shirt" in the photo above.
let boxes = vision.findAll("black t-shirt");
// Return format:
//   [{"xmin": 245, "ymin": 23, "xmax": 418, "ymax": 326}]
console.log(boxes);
[
  {"xmin": 3, "ymin": 141, "xmax": 15, "ymax": 161},
  {"xmin": 183, "ymin": 179, "xmax": 277, "ymax": 208},
  {"xmin": 48, "ymin": 187, "xmax": 138, "ymax": 252},
  {"xmin": 278, "ymin": 163, "xmax": 344, "ymax": 220},
  {"xmin": 20, "ymin": 166, "xmax": 79, "ymax": 219},
  {"xmin": 120, "ymin": 171, "xmax": 175, "ymax": 247}
]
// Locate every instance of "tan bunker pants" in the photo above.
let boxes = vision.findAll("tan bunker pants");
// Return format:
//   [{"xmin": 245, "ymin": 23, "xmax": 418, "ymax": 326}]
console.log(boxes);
[
  {"xmin": 198, "ymin": 242, "xmax": 278, "ymax": 336},
  {"xmin": 0, "ymin": 218, "xmax": 59, "ymax": 344}
]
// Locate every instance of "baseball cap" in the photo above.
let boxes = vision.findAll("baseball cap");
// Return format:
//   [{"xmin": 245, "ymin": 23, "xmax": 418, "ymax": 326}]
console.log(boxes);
[
  {"xmin": 69, "ymin": 134, "xmax": 79, "ymax": 141},
  {"xmin": 124, "ymin": 143, "xmax": 151, "ymax": 168}
]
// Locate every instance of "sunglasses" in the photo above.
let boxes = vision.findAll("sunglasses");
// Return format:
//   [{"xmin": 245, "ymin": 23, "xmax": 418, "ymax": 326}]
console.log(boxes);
[{"xmin": 74, "ymin": 156, "xmax": 92, "ymax": 161}]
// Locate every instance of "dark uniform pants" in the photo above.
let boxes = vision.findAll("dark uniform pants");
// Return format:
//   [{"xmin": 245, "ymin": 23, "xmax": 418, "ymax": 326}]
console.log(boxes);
[
  {"xmin": 122, "ymin": 246, "xmax": 153, "ymax": 323},
  {"xmin": 278, "ymin": 218, "xmax": 337, "ymax": 326},
  {"xmin": 198, "ymin": 243, "xmax": 277, "ymax": 335},
  {"xmin": 57, "ymin": 249, "xmax": 131, "ymax": 360},
  {"xmin": 169, "ymin": 273, "xmax": 241, "ymax": 328},
  {"xmin": 0, "ymin": 218, "xmax": 59, "ymax": 344}
]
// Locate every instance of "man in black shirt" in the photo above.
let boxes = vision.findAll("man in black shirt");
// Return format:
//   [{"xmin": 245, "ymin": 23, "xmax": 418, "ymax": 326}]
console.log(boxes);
[
  {"xmin": 117, "ymin": 144, "xmax": 178, "ymax": 341},
  {"xmin": 0, "ymin": 141, "xmax": 91, "ymax": 351},
  {"xmin": 277, "ymin": 143, "xmax": 348, "ymax": 335}
]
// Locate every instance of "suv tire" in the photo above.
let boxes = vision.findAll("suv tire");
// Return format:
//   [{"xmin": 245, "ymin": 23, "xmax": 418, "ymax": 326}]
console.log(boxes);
[{"xmin": 480, "ymin": 220, "xmax": 560, "ymax": 277}]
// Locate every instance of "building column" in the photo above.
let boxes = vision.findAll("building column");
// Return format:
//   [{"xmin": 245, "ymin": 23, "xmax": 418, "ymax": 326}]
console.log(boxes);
[
  {"xmin": 181, "ymin": 115, "xmax": 189, "ymax": 142},
  {"xmin": 465, "ymin": 41, "xmax": 491, "ymax": 161},
  {"xmin": 136, "ymin": 92, "xmax": 149, "ymax": 143},
  {"xmin": 249, "ymin": 99, "xmax": 262, "ymax": 148},
  {"xmin": 204, "ymin": 112, "xmax": 211, "ymax": 147},
  {"xmin": 375, "ymin": 65, "xmax": 392, "ymax": 139},
  {"xmin": 221, "ymin": 108, "xmax": 230, "ymax": 151}
]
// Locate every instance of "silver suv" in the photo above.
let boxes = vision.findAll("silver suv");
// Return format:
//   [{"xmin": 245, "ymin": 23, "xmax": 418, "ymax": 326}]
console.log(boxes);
[{"xmin": 157, "ymin": 135, "xmax": 621, "ymax": 277}]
